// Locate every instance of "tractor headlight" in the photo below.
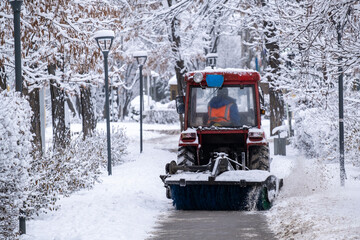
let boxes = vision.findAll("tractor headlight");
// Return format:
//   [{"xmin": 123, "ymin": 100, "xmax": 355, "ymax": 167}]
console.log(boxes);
[
  {"xmin": 193, "ymin": 72, "xmax": 203, "ymax": 83},
  {"xmin": 180, "ymin": 132, "xmax": 197, "ymax": 142},
  {"xmin": 181, "ymin": 132, "xmax": 197, "ymax": 140},
  {"xmin": 248, "ymin": 131, "xmax": 264, "ymax": 141}
]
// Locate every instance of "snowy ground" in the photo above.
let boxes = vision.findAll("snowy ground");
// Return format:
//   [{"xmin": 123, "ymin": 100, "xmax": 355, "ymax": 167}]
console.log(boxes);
[
  {"xmin": 21, "ymin": 120, "xmax": 360, "ymax": 240},
  {"xmin": 267, "ymin": 153, "xmax": 360, "ymax": 240},
  {"xmin": 264, "ymin": 120, "xmax": 360, "ymax": 240},
  {"xmin": 22, "ymin": 121, "xmax": 179, "ymax": 240}
]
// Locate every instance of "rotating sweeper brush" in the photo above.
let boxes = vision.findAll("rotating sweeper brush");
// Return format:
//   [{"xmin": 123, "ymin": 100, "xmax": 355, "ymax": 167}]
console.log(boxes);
[
  {"xmin": 160, "ymin": 153, "xmax": 283, "ymax": 210},
  {"xmin": 160, "ymin": 69, "xmax": 283, "ymax": 211}
]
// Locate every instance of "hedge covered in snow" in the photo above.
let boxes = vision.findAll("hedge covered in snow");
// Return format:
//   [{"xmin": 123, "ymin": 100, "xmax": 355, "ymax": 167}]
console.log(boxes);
[
  {"xmin": 129, "ymin": 96, "xmax": 179, "ymax": 124},
  {"xmin": 293, "ymin": 108, "xmax": 338, "ymax": 159},
  {"xmin": 0, "ymin": 91, "xmax": 32, "ymax": 239},
  {"xmin": 0, "ymin": 90, "xmax": 128, "ymax": 238},
  {"xmin": 143, "ymin": 109, "xmax": 179, "ymax": 124},
  {"xmin": 293, "ymin": 107, "xmax": 360, "ymax": 166}
]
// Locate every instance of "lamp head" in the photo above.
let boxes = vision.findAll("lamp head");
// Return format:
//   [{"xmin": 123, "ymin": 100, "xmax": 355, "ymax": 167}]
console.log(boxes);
[
  {"xmin": 206, "ymin": 52, "xmax": 218, "ymax": 68},
  {"xmin": 9, "ymin": 0, "xmax": 23, "ymax": 11},
  {"xmin": 133, "ymin": 51, "xmax": 148, "ymax": 65},
  {"xmin": 94, "ymin": 30, "xmax": 115, "ymax": 53}
]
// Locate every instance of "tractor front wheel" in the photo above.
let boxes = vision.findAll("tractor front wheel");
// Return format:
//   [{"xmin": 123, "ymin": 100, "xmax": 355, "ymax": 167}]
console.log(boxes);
[
  {"xmin": 177, "ymin": 146, "xmax": 196, "ymax": 166},
  {"xmin": 249, "ymin": 146, "xmax": 270, "ymax": 171}
]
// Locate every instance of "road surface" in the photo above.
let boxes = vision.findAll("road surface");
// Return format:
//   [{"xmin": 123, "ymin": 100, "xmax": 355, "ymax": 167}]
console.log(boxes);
[{"xmin": 148, "ymin": 210, "xmax": 275, "ymax": 240}]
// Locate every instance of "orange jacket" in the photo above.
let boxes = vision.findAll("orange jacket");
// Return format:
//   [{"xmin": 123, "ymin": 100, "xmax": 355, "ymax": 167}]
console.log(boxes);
[{"xmin": 208, "ymin": 103, "xmax": 233, "ymax": 124}]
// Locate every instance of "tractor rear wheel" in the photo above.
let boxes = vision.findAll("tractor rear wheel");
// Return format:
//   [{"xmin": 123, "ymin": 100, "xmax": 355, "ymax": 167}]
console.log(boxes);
[
  {"xmin": 177, "ymin": 146, "xmax": 196, "ymax": 166},
  {"xmin": 249, "ymin": 146, "xmax": 270, "ymax": 171}
]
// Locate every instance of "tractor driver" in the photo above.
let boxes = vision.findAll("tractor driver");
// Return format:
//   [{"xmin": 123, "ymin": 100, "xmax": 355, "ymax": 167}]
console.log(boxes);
[{"xmin": 207, "ymin": 87, "xmax": 241, "ymax": 126}]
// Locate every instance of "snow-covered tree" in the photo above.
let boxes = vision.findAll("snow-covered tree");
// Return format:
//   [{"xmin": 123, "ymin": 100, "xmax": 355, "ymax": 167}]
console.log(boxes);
[{"xmin": 272, "ymin": 0, "xmax": 360, "ymax": 163}]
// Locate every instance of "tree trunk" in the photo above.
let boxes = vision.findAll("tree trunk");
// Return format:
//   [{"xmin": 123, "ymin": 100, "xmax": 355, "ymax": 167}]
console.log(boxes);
[
  {"xmin": 23, "ymin": 86, "xmax": 42, "ymax": 155},
  {"xmin": 269, "ymin": 90, "xmax": 284, "ymax": 135},
  {"xmin": 75, "ymin": 94, "xmax": 82, "ymax": 119},
  {"xmin": 80, "ymin": 85, "xmax": 96, "ymax": 138},
  {"xmin": 168, "ymin": 0, "xmax": 186, "ymax": 131},
  {"xmin": 49, "ymin": 64, "xmax": 70, "ymax": 150},
  {"xmin": 0, "ymin": 65, "xmax": 6, "ymax": 90},
  {"xmin": 65, "ymin": 92, "xmax": 77, "ymax": 118},
  {"xmin": 121, "ymin": 89, "xmax": 132, "ymax": 121},
  {"xmin": 262, "ymin": 1, "xmax": 284, "ymax": 136}
]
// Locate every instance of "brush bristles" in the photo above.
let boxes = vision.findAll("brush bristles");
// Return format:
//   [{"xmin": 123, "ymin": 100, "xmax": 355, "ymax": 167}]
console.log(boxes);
[{"xmin": 170, "ymin": 185, "xmax": 270, "ymax": 211}]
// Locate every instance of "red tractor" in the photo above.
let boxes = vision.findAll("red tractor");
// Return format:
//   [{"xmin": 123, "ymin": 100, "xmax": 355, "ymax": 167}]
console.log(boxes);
[{"xmin": 160, "ymin": 69, "xmax": 282, "ymax": 210}]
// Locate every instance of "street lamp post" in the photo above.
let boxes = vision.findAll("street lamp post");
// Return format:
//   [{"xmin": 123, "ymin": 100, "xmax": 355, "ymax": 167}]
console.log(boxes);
[
  {"xmin": 9, "ymin": 0, "xmax": 23, "ymax": 92},
  {"xmin": 9, "ymin": 0, "xmax": 25, "ymax": 234},
  {"xmin": 94, "ymin": 30, "xmax": 115, "ymax": 175},
  {"xmin": 134, "ymin": 51, "xmax": 148, "ymax": 153},
  {"xmin": 337, "ymin": 22, "xmax": 346, "ymax": 186}
]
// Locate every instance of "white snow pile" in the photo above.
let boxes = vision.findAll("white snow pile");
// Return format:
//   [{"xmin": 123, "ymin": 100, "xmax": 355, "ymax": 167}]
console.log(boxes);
[
  {"xmin": 262, "ymin": 118, "xmax": 360, "ymax": 240},
  {"xmin": 0, "ymin": 91, "xmax": 33, "ymax": 239},
  {"xmin": 267, "ymin": 145, "xmax": 360, "ymax": 240},
  {"xmin": 270, "ymin": 106, "xmax": 360, "ymax": 239}
]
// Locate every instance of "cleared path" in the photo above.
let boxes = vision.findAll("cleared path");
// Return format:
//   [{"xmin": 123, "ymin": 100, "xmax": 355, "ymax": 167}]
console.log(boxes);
[{"xmin": 149, "ymin": 210, "xmax": 275, "ymax": 240}]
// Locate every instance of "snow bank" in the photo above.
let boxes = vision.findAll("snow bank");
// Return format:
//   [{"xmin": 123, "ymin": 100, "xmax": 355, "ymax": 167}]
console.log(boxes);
[
  {"xmin": 262, "ymin": 118, "xmax": 360, "ymax": 239},
  {"xmin": 267, "ymin": 145, "xmax": 360, "ymax": 239}
]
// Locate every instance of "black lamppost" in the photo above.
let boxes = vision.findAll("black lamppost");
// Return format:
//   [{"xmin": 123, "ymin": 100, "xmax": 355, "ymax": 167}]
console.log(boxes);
[
  {"xmin": 9, "ymin": 0, "xmax": 25, "ymax": 234},
  {"xmin": 9, "ymin": 0, "xmax": 23, "ymax": 92},
  {"xmin": 94, "ymin": 30, "xmax": 115, "ymax": 175},
  {"xmin": 337, "ymin": 22, "xmax": 346, "ymax": 186},
  {"xmin": 134, "ymin": 51, "xmax": 147, "ymax": 153}
]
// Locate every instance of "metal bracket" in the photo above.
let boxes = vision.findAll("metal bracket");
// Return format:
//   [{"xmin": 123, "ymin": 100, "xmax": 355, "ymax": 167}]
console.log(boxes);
[{"xmin": 179, "ymin": 178, "xmax": 186, "ymax": 187}]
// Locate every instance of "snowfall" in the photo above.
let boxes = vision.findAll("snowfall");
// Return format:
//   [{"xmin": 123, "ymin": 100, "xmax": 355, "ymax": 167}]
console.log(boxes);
[{"xmin": 20, "ymin": 119, "xmax": 360, "ymax": 240}]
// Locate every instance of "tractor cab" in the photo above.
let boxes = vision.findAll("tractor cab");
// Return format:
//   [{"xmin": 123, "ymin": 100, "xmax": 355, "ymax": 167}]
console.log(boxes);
[
  {"xmin": 187, "ymin": 84, "xmax": 257, "ymax": 128},
  {"xmin": 177, "ymin": 70, "xmax": 262, "ymax": 129}
]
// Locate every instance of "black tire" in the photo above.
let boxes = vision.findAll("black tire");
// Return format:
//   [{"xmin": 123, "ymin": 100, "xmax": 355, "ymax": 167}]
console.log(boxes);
[
  {"xmin": 166, "ymin": 187, "xmax": 171, "ymax": 199},
  {"xmin": 165, "ymin": 163, "xmax": 170, "ymax": 174},
  {"xmin": 177, "ymin": 146, "xmax": 196, "ymax": 166},
  {"xmin": 249, "ymin": 146, "xmax": 270, "ymax": 171}
]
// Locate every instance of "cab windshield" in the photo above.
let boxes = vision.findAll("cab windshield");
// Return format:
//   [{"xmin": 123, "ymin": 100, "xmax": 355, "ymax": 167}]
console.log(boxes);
[{"xmin": 188, "ymin": 85, "xmax": 257, "ymax": 128}]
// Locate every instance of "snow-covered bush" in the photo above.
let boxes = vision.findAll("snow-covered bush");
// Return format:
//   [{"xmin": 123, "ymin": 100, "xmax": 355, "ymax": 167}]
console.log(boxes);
[
  {"xmin": 130, "ymin": 96, "xmax": 178, "ymax": 124},
  {"xmin": 293, "ymin": 108, "xmax": 338, "ymax": 160},
  {"xmin": 0, "ymin": 91, "xmax": 32, "ymax": 238},
  {"xmin": 24, "ymin": 128, "xmax": 128, "ymax": 218},
  {"xmin": 346, "ymin": 119, "xmax": 360, "ymax": 167},
  {"xmin": 144, "ymin": 109, "xmax": 179, "ymax": 124},
  {"xmin": 292, "ymin": 96, "xmax": 360, "ymax": 167},
  {"xmin": 145, "ymin": 100, "xmax": 179, "ymax": 124}
]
